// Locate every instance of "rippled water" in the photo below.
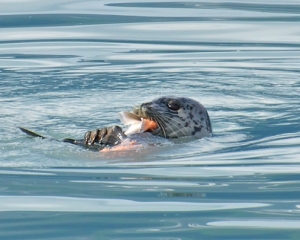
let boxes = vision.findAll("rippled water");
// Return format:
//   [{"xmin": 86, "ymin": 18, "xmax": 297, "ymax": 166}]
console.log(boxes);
[{"xmin": 1, "ymin": 1, "xmax": 300, "ymax": 239}]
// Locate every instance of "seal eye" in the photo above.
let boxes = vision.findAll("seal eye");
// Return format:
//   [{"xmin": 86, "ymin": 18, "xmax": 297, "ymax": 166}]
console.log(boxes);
[{"xmin": 167, "ymin": 101, "xmax": 180, "ymax": 111}]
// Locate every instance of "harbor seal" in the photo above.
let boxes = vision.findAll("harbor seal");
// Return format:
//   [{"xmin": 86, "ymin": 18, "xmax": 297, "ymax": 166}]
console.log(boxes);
[
  {"xmin": 19, "ymin": 96, "xmax": 212, "ymax": 152},
  {"xmin": 84, "ymin": 96, "xmax": 212, "ymax": 149},
  {"xmin": 132, "ymin": 96, "xmax": 212, "ymax": 138}
]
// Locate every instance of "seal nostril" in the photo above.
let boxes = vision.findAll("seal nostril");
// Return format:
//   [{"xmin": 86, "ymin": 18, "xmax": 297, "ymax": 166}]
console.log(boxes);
[{"xmin": 141, "ymin": 102, "xmax": 152, "ymax": 111}]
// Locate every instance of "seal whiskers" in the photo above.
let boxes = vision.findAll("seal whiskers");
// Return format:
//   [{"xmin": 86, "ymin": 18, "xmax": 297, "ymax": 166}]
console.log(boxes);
[
  {"xmin": 154, "ymin": 114, "xmax": 183, "ymax": 138},
  {"xmin": 147, "ymin": 112, "xmax": 168, "ymax": 138},
  {"xmin": 158, "ymin": 113, "xmax": 189, "ymax": 138},
  {"xmin": 151, "ymin": 113, "xmax": 169, "ymax": 138}
]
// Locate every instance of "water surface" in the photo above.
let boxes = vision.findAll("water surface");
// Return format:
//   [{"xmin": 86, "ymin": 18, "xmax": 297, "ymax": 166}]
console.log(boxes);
[{"xmin": 1, "ymin": 1, "xmax": 300, "ymax": 239}]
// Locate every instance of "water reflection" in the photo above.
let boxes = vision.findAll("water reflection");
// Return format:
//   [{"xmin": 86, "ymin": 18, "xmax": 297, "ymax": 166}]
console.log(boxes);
[
  {"xmin": 0, "ymin": 196, "xmax": 270, "ymax": 212},
  {"xmin": 207, "ymin": 220, "xmax": 300, "ymax": 229}
]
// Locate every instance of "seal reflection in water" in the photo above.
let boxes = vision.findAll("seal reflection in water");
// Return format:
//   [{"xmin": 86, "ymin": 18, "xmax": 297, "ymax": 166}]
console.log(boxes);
[{"xmin": 84, "ymin": 96, "xmax": 212, "ymax": 151}]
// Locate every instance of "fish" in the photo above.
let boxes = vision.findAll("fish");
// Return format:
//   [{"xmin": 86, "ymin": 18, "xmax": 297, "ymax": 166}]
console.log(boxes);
[
  {"xmin": 18, "ymin": 112, "xmax": 159, "ymax": 153},
  {"xmin": 119, "ymin": 112, "xmax": 158, "ymax": 136}
]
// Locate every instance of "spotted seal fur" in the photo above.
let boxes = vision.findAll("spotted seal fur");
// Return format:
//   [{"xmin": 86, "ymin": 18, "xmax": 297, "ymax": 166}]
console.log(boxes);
[{"xmin": 132, "ymin": 96, "xmax": 212, "ymax": 138}]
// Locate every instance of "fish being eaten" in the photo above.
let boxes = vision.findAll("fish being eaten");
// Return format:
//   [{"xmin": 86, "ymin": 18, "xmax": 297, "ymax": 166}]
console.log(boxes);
[{"xmin": 119, "ymin": 112, "xmax": 158, "ymax": 136}]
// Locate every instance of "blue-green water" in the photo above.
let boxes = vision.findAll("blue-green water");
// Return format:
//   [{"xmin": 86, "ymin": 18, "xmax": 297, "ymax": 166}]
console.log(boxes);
[{"xmin": 1, "ymin": 1, "xmax": 300, "ymax": 239}]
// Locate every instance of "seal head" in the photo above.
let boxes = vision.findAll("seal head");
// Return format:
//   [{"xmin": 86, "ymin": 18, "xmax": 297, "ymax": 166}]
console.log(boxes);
[{"xmin": 132, "ymin": 96, "xmax": 212, "ymax": 138}]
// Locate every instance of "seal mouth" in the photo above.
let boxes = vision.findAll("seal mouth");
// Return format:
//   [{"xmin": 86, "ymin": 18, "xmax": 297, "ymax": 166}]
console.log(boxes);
[
  {"xmin": 132, "ymin": 106, "xmax": 162, "ymax": 135},
  {"xmin": 142, "ymin": 118, "xmax": 159, "ymax": 133},
  {"xmin": 119, "ymin": 110, "xmax": 159, "ymax": 136},
  {"xmin": 134, "ymin": 112, "xmax": 159, "ymax": 134}
]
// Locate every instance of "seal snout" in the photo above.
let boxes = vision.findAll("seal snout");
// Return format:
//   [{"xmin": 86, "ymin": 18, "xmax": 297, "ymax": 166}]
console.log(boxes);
[
  {"xmin": 140, "ymin": 102, "xmax": 152, "ymax": 112},
  {"xmin": 134, "ymin": 102, "xmax": 153, "ymax": 119}
]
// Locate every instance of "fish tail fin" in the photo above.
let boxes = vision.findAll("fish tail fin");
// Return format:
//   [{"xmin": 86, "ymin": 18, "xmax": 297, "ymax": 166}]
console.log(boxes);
[
  {"xmin": 19, "ymin": 127, "xmax": 101, "ymax": 151},
  {"xmin": 19, "ymin": 127, "xmax": 46, "ymax": 139},
  {"xmin": 19, "ymin": 127, "xmax": 80, "ymax": 145}
]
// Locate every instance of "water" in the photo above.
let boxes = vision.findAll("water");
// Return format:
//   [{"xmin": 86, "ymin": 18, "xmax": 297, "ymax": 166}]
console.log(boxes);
[{"xmin": 1, "ymin": 0, "xmax": 300, "ymax": 239}]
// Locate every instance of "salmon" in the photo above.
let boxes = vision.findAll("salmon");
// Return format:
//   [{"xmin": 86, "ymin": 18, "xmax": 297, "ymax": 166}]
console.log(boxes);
[
  {"xmin": 100, "ymin": 112, "xmax": 158, "ymax": 152},
  {"xmin": 119, "ymin": 112, "xmax": 158, "ymax": 135},
  {"xmin": 100, "ymin": 140, "xmax": 138, "ymax": 152}
]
